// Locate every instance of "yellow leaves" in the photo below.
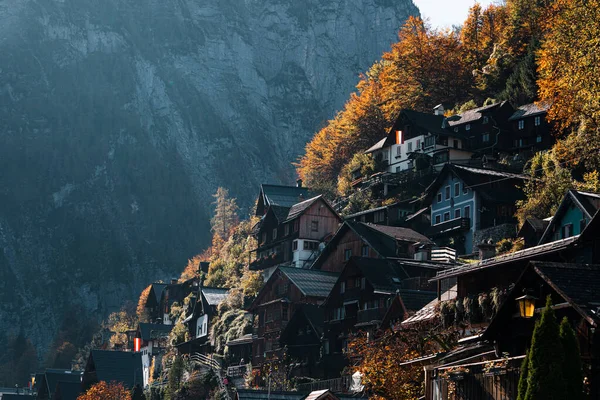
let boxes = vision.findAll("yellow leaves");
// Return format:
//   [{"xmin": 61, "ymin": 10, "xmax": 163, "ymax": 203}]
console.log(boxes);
[{"xmin": 77, "ymin": 381, "xmax": 131, "ymax": 400}]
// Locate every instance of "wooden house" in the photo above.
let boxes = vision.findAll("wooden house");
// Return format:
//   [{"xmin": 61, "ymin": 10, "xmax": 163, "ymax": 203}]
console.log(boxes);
[
  {"xmin": 250, "ymin": 195, "xmax": 341, "ymax": 280},
  {"xmin": 344, "ymin": 199, "xmax": 416, "ymax": 227},
  {"xmin": 423, "ymin": 164, "xmax": 528, "ymax": 255},
  {"xmin": 158, "ymin": 278, "xmax": 198, "ymax": 325},
  {"xmin": 517, "ymin": 217, "xmax": 549, "ymax": 248},
  {"xmin": 133, "ymin": 323, "xmax": 172, "ymax": 386},
  {"xmin": 538, "ymin": 190, "xmax": 600, "ymax": 244},
  {"xmin": 507, "ymin": 102, "xmax": 553, "ymax": 154},
  {"xmin": 142, "ymin": 283, "xmax": 167, "ymax": 323},
  {"xmin": 254, "ymin": 182, "xmax": 313, "ymax": 217},
  {"xmin": 53, "ymin": 381, "xmax": 82, "ymax": 400},
  {"xmin": 311, "ymin": 221, "xmax": 435, "ymax": 273},
  {"xmin": 35, "ymin": 369, "xmax": 82, "ymax": 400},
  {"xmin": 319, "ymin": 257, "xmax": 437, "ymax": 378},
  {"xmin": 176, "ymin": 286, "xmax": 230, "ymax": 355},
  {"xmin": 247, "ymin": 267, "xmax": 339, "ymax": 372}
]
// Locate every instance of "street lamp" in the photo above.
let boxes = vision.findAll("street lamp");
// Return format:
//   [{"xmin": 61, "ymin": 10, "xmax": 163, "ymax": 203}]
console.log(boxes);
[{"xmin": 515, "ymin": 294, "xmax": 537, "ymax": 318}]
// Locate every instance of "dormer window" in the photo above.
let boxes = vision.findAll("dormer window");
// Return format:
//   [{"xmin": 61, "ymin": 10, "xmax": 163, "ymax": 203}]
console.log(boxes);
[{"xmin": 272, "ymin": 228, "xmax": 277, "ymax": 240}]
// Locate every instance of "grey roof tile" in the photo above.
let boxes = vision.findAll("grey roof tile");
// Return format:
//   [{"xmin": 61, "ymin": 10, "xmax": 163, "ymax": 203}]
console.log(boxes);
[
  {"xmin": 279, "ymin": 267, "xmax": 339, "ymax": 298},
  {"xmin": 202, "ymin": 287, "xmax": 230, "ymax": 306},
  {"xmin": 89, "ymin": 350, "xmax": 143, "ymax": 389},
  {"xmin": 508, "ymin": 102, "xmax": 551, "ymax": 121}
]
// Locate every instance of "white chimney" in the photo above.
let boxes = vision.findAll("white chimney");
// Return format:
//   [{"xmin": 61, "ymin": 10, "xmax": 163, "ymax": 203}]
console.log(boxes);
[{"xmin": 433, "ymin": 104, "xmax": 445, "ymax": 116}]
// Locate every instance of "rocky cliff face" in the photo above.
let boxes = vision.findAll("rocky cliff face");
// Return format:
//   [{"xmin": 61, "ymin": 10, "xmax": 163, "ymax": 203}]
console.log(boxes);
[{"xmin": 0, "ymin": 0, "xmax": 418, "ymax": 355}]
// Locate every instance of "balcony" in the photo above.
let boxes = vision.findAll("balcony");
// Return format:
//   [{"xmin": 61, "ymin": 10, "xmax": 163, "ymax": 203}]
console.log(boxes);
[
  {"xmin": 297, "ymin": 376, "xmax": 355, "ymax": 394},
  {"xmin": 356, "ymin": 307, "xmax": 386, "ymax": 325},
  {"xmin": 227, "ymin": 364, "xmax": 250, "ymax": 378},
  {"xmin": 427, "ymin": 217, "xmax": 471, "ymax": 238},
  {"xmin": 249, "ymin": 252, "xmax": 284, "ymax": 271}
]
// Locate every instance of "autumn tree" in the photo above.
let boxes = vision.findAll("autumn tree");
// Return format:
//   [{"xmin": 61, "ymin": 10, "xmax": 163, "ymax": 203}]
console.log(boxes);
[
  {"xmin": 136, "ymin": 285, "xmax": 152, "ymax": 323},
  {"xmin": 105, "ymin": 302, "xmax": 137, "ymax": 349},
  {"xmin": 537, "ymin": 0, "xmax": 600, "ymax": 130},
  {"xmin": 337, "ymin": 153, "xmax": 375, "ymax": 196},
  {"xmin": 211, "ymin": 187, "xmax": 239, "ymax": 240},
  {"xmin": 77, "ymin": 381, "xmax": 132, "ymax": 400},
  {"xmin": 503, "ymin": 0, "xmax": 552, "ymax": 56},
  {"xmin": 347, "ymin": 325, "xmax": 457, "ymax": 400}
]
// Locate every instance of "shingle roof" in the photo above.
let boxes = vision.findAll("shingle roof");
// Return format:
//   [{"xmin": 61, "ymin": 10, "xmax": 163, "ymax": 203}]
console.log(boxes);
[
  {"xmin": 150, "ymin": 283, "xmax": 167, "ymax": 304},
  {"xmin": 285, "ymin": 195, "xmax": 321, "ymax": 221},
  {"xmin": 399, "ymin": 289, "xmax": 438, "ymax": 311},
  {"xmin": 571, "ymin": 190, "xmax": 600, "ymax": 218},
  {"xmin": 54, "ymin": 381, "xmax": 83, "ymax": 400},
  {"xmin": 539, "ymin": 190, "xmax": 600, "ymax": 244},
  {"xmin": 226, "ymin": 333, "xmax": 254, "ymax": 347},
  {"xmin": 271, "ymin": 205, "xmax": 292, "ymax": 223},
  {"xmin": 279, "ymin": 267, "xmax": 339, "ymax": 298},
  {"xmin": 508, "ymin": 102, "xmax": 551, "ymax": 121},
  {"xmin": 299, "ymin": 304, "xmax": 325, "ymax": 338},
  {"xmin": 138, "ymin": 323, "xmax": 173, "ymax": 341},
  {"xmin": 532, "ymin": 262, "xmax": 600, "ymax": 325},
  {"xmin": 446, "ymin": 102, "xmax": 506, "ymax": 126},
  {"xmin": 524, "ymin": 217, "xmax": 548, "ymax": 232},
  {"xmin": 363, "ymin": 223, "xmax": 434, "ymax": 245},
  {"xmin": 44, "ymin": 369, "xmax": 82, "ymax": 398},
  {"xmin": 261, "ymin": 184, "xmax": 313, "ymax": 209},
  {"xmin": 402, "ymin": 109, "xmax": 447, "ymax": 135},
  {"xmin": 202, "ymin": 287, "xmax": 230, "ymax": 306},
  {"xmin": 402, "ymin": 285, "xmax": 457, "ymax": 326},
  {"xmin": 88, "ymin": 350, "xmax": 143, "ymax": 389}
]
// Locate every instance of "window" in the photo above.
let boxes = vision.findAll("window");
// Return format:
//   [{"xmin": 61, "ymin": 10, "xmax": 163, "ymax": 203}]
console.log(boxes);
[
  {"xmin": 464, "ymin": 205, "xmax": 471, "ymax": 219},
  {"xmin": 323, "ymin": 340, "xmax": 330, "ymax": 355},
  {"xmin": 445, "ymin": 186, "xmax": 451, "ymax": 200},
  {"xmin": 482, "ymin": 133, "xmax": 490, "ymax": 142},
  {"xmin": 294, "ymin": 220, "xmax": 299, "ymax": 232},
  {"xmin": 518, "ymin": 120, "xmax": 524, "ymax": 130},
  {"xmin": 292, "ymin": 240, "xmax": 298, "ymax": 251},
  {"xmin": 465, "ymin": 124, "xmax": 471, "ymax": 131},
  {"xmin": 535, "ymin": 116, "xmax": 541, "ymax": 126},
  {"xmin": 272, "ymin": 228, "xmax": 277, "ymax": 240},
  {"xmin": 284, "ymin": 224, "xmax": 290, "ymax": 236},
  {"xmin": 443, "ymin": 212, "xmax": 450, "ymax": 221},
  {"xmin": 374, "ymin": 211, "xmax": 385, "ymax": 223},
  {"xmin": 361, "ymin": 277, "xmax": 366, "ymax": 289},
  {"xmin": 437, "ymin": 193, "xmax": 442, "ymax": 203},
  {"xmin": 536, "ymin": 135, "xmax": 542, "ymax": 143},
  {"xmin": 463, "ymin": 184, "xmax": 468, "ymax": 195},
  {"xmin": 361, "ymin": 244, "xmax": 369, "ymax": 257},
  {"xmin": 454, "ymin": 127, "xmax": 459, "ymax": 133},
  {"xmin": 455, "ymin": 208, "xmax": 461, "ymax": 219},
  {"xmin": 483, "ymin": 116, "xmax": 489, "ymax": 124},
  {"xmin": 454, "ymin": 182, "xmax": 460, "ymax": 197},
  {"xmin": 435, "ymin": 215, "xmax": 441, "ymax": 224},
  {"xmin": 311, "ymin": 220, "xmax": 319, "ymax": 232},
  {"xmin": 332, "ymin": 307, "xmax": 345, "ymax": 320},
  {"xmin": 407, "ymin": 142, "xmax": 413, "ymax": 152},
  {"xmin": 396, "ymin": 146, "xmax": 402, "ymax": 157},
  {"xmin": 425, "ymin": 136, "xmax": 435, "ymax": 148},
  {"xmin": 562, "ymin": 223, "xmax": 573, "ymax": 239},
  {"xmin": 344, "ymin": 249, "xmax": 352, "ymax": 261},
  {"xmin": 340, "ymin": 282, "xmax": 346, "ymax": 294},
  {"xmin": 396, "ymin": 166, "xmax": 401, "ymax": 173},
  {"xmin": 453, "ymin": 139, "xmax": 459, "ymax": 149},
  {"xmin": 416, "ymin": 139, "xmax": 421, "ymax": 149}
]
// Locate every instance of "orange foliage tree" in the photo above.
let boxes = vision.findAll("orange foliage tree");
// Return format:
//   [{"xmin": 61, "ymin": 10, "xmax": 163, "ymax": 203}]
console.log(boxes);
[
  {"xmin": 77, "ymin": 381, "xmax": 132, "ymax": 400},
  {"xmin": 347, "ymin": 325, "xmax": 457, "ymax": 400},
  {"xmin": 136, "ymin": 285, "xmax": 152, "ymax": 323},
  {"xmin": 297, "ymin": 17, "xmax": 473, "ymax": 193}
]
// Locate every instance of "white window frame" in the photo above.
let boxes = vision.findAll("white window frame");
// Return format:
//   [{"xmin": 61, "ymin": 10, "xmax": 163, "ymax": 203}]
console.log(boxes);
[
  {"xmin": 454, "ymin": 183, "xmax": 460, "ymax": 197},
  {"xmin": 435, "ymin": 215, "xmax": 441, "ymax": 224},
  {"xmin": 535, "ymin": 116, "xmax": 541, "ymax": 126},
  {"xmin": 518, "ymin": 120, "xmax": 525, "ymax": 130}
]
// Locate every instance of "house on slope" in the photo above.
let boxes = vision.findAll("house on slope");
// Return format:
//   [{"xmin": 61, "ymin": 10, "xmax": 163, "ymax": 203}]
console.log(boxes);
[
  {"xmin": 319, "ymin": 257, "xmax": 437, "ymax": 378},
  {"xmin": 158, "ymin": 277, "xmax": 199, "ymax": 325},
  {"xmin": 310, "ymin": 220, "xmax": 435, "ymax": 273},
  {"xmin": 133, "ymin": 323, "xmax": 172, "ymax": 386},
  {"xmin": 36, "ymin": 369, "xmax": 83, "ymax": 400},
  {"xmin": 254, "ymin": 181, "xmax": 313, "ymax": 217},
  {"xmin": 53, "ymin": 381, "xmax": 82, "ymax": 400},
  {"xmin": 250, "ymin": 195, "xmax": 341, "ymax": 280},
  {"xmin": 141, "ymin": 283, "xmax": 167, "ymax": 323},
  {"xmin": 538, "ymin": 189, "xmax": 600, "ymax": 244},
  {"xmin": 517, "ymin": 217, "xmax": 550, "ymax": 248},
  {"xmin": 247, "ymin": 267, "xmax": 339, "ymax": 373},
  {"xmin": 422, "ymin": 164, "xmax": 529, "ymax": 255},
  {"xmin": 82, "ymin": 350, "xmax": 143, "ymax": 390},
  {"xmin": 507, "ymin": 102, "xmax": 553, "ymax": 153}
]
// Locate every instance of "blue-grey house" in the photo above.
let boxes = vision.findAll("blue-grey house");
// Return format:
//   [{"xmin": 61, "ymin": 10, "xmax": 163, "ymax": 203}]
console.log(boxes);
[
  {"xmin": 423, "ymin": 164, "xmax": 529, "ymax": 255},
  {"xmin": 538, "ymin": 190, "xmax": 600, "ymax": 244}
]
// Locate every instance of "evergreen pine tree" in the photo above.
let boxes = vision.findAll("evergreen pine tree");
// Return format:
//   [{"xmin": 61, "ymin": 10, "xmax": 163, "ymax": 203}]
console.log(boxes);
[
  {"xmin": 524, "ymin": 296, "xmax": 566, "ymax": 400},
  {"xmin": 560, "ymin": 317, "xmax": 584, "ymax": 399},
  {"xmin": 166, "ymin": 355, "xmax": 184, "ymax": 399},
  {"xmin": 210, "ymin": 187, "xmax": 239, "ymax": 240},
  {"xmin": 500, "ymin": 41, "xmax": 538, "ymax": 106},
  {"xmin": 517, "ymin": 350, "xmax": 529, "ymax": 400}
]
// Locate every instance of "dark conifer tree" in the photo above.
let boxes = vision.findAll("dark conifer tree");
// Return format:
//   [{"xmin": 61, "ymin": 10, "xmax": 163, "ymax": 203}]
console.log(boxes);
[{"xmin": 560, "ymin": 317, "xmax": 584, "ymax": 399}]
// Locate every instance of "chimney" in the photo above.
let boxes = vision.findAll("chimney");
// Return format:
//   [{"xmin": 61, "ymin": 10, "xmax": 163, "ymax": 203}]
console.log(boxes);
[
  {"xmin": 433, "ymin": 104, "xmax": 445, "ymax": 116},
  {"xmin": 478, "ymin": 239, "xmax": 496, "ymax": 261},
  {"xmin": 296, "ymin": 179, "xmax": 303, "ymax": 188}
]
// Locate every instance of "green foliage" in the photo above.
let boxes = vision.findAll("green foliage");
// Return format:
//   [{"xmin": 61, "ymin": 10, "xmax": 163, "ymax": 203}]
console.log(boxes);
[
  {"xmin": 560, "ymin": 317, "xmax": 584, "ymax": 399},
  {"xmin": 210, "ymin": 308, "xmax": 252, "ymax": 355},
  {"xmin": 517, "ymin": 351, "xmax": 529, "ymax": 400},
  {"xmin": 500, "ymin": 42, "xmax": 538, "ymax": 106},
  {"xmin": 524, "ymin": 296, "xmax": 566, "ymax": 400},
  {"xmin": 337, "ymin": 153, "xmax": 376, "ymax": 196},
  {"xmin": 166, "ymin": 355, "xmax": 184, "ymax": 400}
]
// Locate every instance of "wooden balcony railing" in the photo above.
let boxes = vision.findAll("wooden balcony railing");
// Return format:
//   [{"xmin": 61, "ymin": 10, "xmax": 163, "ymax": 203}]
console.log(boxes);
[
  {"xmin": 427, "ymin": 217, "xmax": 471, "ymax": 237},
  {"xmin": 297, "ymin": 376, "xmax": 354, "ymax": 394},
  {"xmin": 356, "ymin": 307, "xmax": 386, "ymax": 324}
]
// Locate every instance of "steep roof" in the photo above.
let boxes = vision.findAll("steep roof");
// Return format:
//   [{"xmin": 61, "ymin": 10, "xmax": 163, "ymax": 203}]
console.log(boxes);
[
  {"xmin": 44, "ymin": 369, "xmax": 82, "ymax": 399},
  {"xmin": 532, "ymin": 262, "xmax": 600, "ymax": 325},
  {"xmin": 260, "ymin": 184, "xmax": 313, "ymax": 209},
  {"xmin": 280, "ymin": 304, "xmax": 325, "ymax": 344},
  {"xmin": 279, "ymin": 267, "xmax": 339, "ymax": 298},
  {"xmin": 523, "ymin": 217, "xmax": 548, "ymax": 232},
  {"xmin": 271, "ymin": 205, "xmax": 292, "ymax": 223},
  {"xmin": 87, "ymin": 350, "xmax": 143, "ymax": 389},
  {"xmin": 284, "ymin": 195, "xmax": 339, "ymax": 223},
  {"xmin": 150, "ymin": 283, "xmax": 167, "ymax": 304},
  {"xmin": 363, "ymin": 223, "xmax": 434, "ymax": 245},
  {"xmin": 137, "ymin": 323, "xmax": 173, "ymax": 341},
  {"xmin": 539, "ymin": 190, "xmax": 600, "ymax": 244},
  {"xmin": 424, "ymin": 164, "xmax": 529, "ymax": 203},
  {"xmin": 446, "ymin": 101, "xmax": 507, "ymax": 126},
  {"xmin": 202, "ymin": 287, "xmax": 230, "ymax": 306},
  {"xmin": 365, "ymin": 137, "xmax": 388, "ymax": 154},
  {"xmin": 402, "ymin": 285, "xmax": 457, "ymax": 326},
  {"xmin": 401, "ymin": 109, "xmax": 447, "ymax": 136},
  {"xmin": 508, "ymin": 102, "xmax": 551, "ymax": 121}
]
